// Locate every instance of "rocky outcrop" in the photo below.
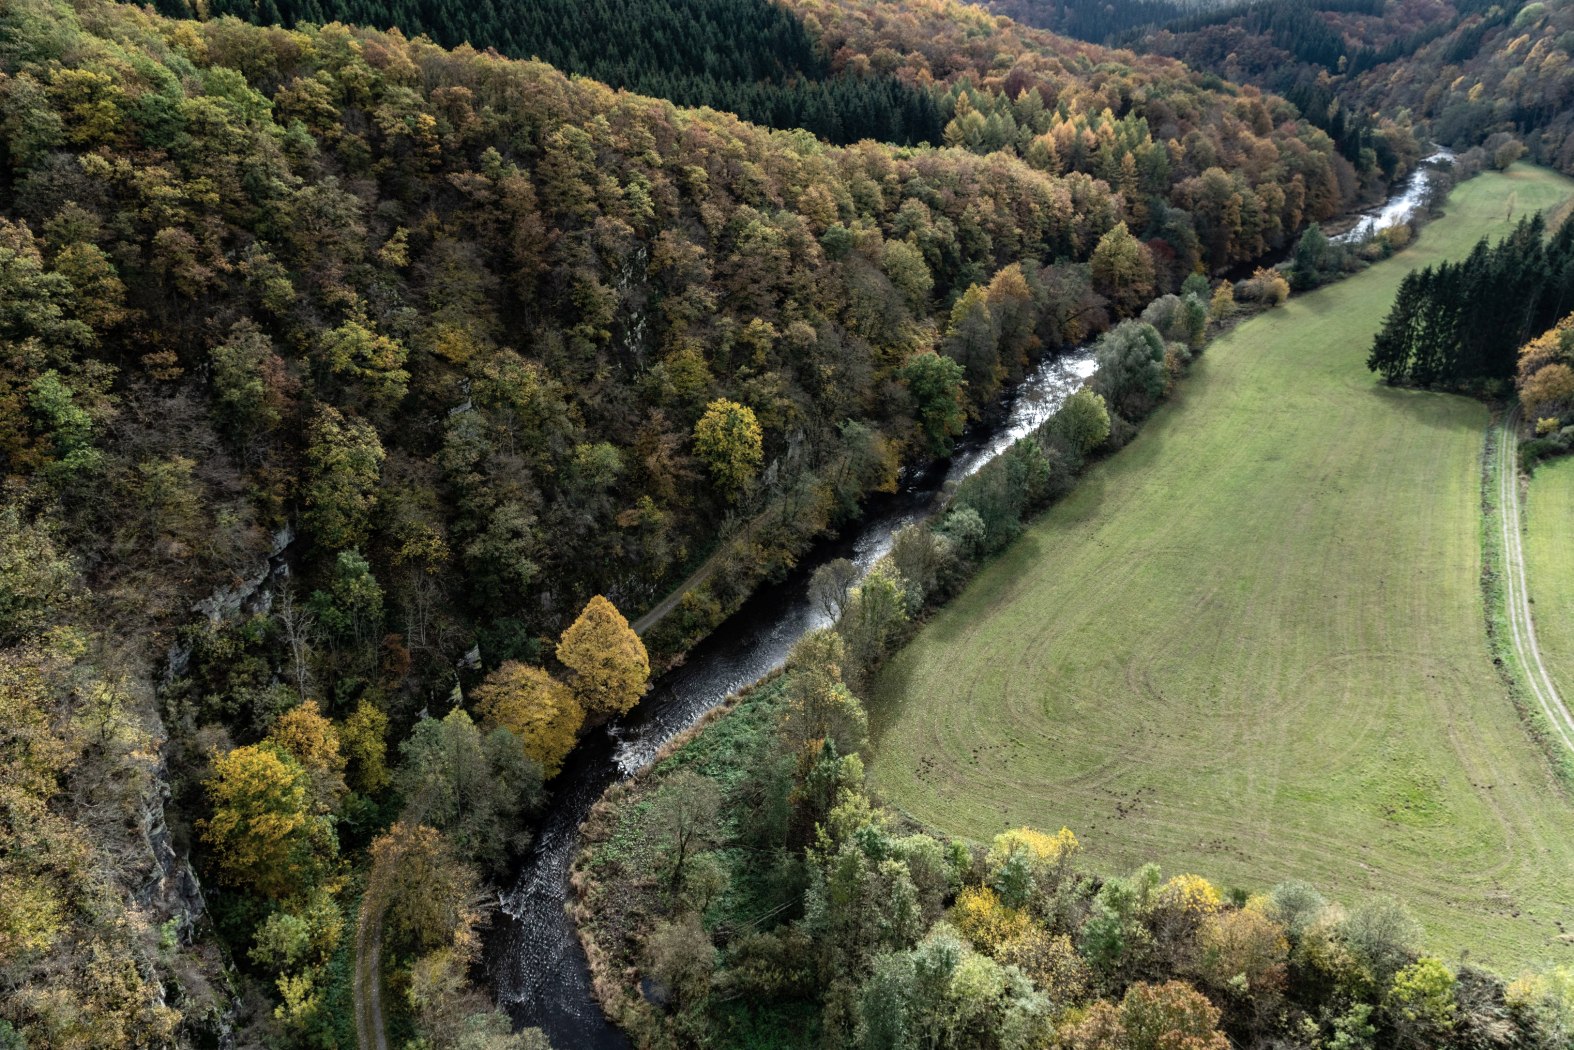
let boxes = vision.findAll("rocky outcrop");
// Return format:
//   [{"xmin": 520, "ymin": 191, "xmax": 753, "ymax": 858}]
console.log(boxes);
[{"xmin": 192, "ymin": 524, "xmax": 295, "ymax": 624}]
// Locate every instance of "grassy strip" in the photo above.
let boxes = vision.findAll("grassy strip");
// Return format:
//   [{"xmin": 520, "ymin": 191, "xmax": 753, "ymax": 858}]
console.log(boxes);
[
  {"xmin": 1482, "ymin": 413, "xmax": 1574, "ymax": 788},
  {"xmin": 1524, "ymin": 454, "xmax": 1574, "ymax": 710}
]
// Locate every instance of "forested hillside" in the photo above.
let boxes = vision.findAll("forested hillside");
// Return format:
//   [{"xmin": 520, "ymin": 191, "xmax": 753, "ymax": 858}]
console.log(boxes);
[
  {"xmin": 980, "ymin": 0, "xmax": 1214, "ymax": 45},
  {"xmin": 1050, "ymin": 0, "xmax": 1574, "ymax": 181},
  {"xmin": 779, "ymin": 0, "xmax": 1384, "ymax": 267},
  {"xmin": 146, "ymin": 0, "xmax": 945, "ymax": 145},
  {"xmin": 140, "ymin": 0, "xmax": 1367, "ymax": 273},
  {"xmin": 0, "ymin": 0, "xmax": 1359, "ymax": 1042},
  {"xmin": 1340, "ymin": 0, "xmax": 1574, "ymax": 172}
]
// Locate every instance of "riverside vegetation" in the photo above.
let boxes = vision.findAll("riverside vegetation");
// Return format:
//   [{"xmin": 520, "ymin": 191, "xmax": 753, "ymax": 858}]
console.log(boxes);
[
  {"xmin": 873, "ymin": 165, "xmax": 1574, "ymax": 969},
  {"xmin": 572, "ymin": 167, "xmax": 1574, "ymax": 1049}
]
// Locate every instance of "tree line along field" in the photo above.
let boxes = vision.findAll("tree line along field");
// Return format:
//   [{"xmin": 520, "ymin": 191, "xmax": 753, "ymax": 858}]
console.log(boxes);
[
  {"xmin": 870, "ymin": 165, "xmax": 1574, "ymax": 970},
  {"xmin": 1528, "ymin": 457, "xmax": 1574, "ymax": 705}
]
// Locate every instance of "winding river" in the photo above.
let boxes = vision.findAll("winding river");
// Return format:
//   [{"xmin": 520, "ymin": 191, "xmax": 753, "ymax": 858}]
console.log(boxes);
[
  {"xmin": 488, "ymin": 352, "xmax": 1095, "ymax": 1048},
  {"xmin": 488, "ymin": 155, "xmax": 1453, "ymax": 1048}
]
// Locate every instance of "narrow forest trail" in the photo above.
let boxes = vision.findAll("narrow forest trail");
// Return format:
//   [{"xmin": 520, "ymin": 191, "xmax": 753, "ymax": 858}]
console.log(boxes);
[
  {"xmin": 1496, "ymin": 405, "xmax": 1574, "ymax": 756},
  {"xmin": 629, "ymin": 543, "xmax": 727, "ymax": 636},
  {"xmin": 354, "ymin": 896, "xmax": 388, "ymax": 1050}
]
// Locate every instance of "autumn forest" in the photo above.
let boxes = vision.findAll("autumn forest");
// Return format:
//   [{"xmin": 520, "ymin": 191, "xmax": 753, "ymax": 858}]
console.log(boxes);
[{"xmin": 3, "ymin": 0, "xmax": 1574, "ymax": 1046}]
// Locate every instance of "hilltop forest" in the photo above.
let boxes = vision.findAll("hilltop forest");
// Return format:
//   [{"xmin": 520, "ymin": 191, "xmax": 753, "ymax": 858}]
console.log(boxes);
[{"xmin": 146, "ymin": 0, "xmax": 947, "ymax": 146}]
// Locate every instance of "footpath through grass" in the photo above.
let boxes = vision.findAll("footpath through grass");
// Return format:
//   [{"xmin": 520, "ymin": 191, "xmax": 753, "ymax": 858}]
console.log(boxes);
[
  {"xmin": 1527, "ymin": 456, "xmax": 1574, "ymax": 706},
  {"xmin": 870, "ymin": 165, "xmax": 1574, "ymax": 971}
]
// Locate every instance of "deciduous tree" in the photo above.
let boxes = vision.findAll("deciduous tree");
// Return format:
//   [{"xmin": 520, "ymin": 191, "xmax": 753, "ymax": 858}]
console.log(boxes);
[
  {"xmin": 655, "ymin": 770, "xmax": 723, "ymax": 891},
  {"xmin": 267, "ymin": 700, "xmax": 347, "ymax": 814},
  {"xmin": 368, "ymin": 822, "xmax": 481, "ymax": 956},
  {"xmin": 201, "ymin": 743, "xmax": 336, "ymax": 899},
  {"xmin": 1090, "ymin": 222, "xmax": 1156, "ymax": 317},
  {"xmin": 1052, "ymin": 389, "xmax": 1111, "ymax": 456},
  {"xmin": 900, "ymin": 351, "xmax": 967, "ymax": 456},
  {"xmin": 693, "ymin": 398, "xmax": 763, "ymax": 499},
  {"xmin": 303, "ymin": 405, "xmax": 385, "ymax": 551},
  {"xmin": 645, "ymin": 913, "xmax": 716, "ymax": 1010},
  {"xmin": 555, "ymin": 595, "xmax": 649, "ymax": 717},
  {"xmin": 942, "ymin": 283, "xmax": 1004, "ymax": 404},
  {"xmin": 396, "ymin": 708, "xmax": 543, "ymax": 874},
  {"xmin": 809, "ymin": 558, "xmax": 858, "ymax": 622},
  {"xmin": 340, "ymin": 698, "xmax": 389, "ymax": 794},
  {"xmin": 472, "ymin": 660, "xmax": 584, "ymax": 778}
]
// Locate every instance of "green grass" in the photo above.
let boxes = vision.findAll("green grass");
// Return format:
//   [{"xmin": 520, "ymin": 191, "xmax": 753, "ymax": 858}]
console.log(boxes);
[
  {"xmin": 1527, "ymin": 455, "xmax": 1574, "ymax": 702},
  {"xmin": 870, "ymin": 165, "xmax": 1574, "ymax": 972}
]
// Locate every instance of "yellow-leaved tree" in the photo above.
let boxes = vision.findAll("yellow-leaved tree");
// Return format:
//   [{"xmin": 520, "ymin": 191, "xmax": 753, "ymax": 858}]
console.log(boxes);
[
  {"xmin": 1157, "ymin": 873, "xmax": 1223, "ymax": 916},
  {"xmin": 951, "ymin": 886, "xmax": 1031, "ymax": 952},
  {"xmin": 367, "ymin": 822, "xmax": 481, "ymax": 957},
  {"xmin": 339, "ymin": 698, "xmax": 390, "ymax": 794},
  {"xmin": 268, "ymin": 700, "xmax": 347, "ymax": 814},
  {"xmin": 200, "ymin": 744, "xmax": 336, "ymax": 899},
  {"xmin": 985, "ymin": 826, "xmax": 1081, "ymax": 909},
  {"xmin": 472, "ymin": 661, "xmax": 585, "ymax": 777},
  {"xmin": 556, "ymin": 595, "xmax": 649, "ymax": 717},
  {"xmin": 986, "ymin": 826, "xmax": 1080, "ymax": 870},
  {"xmin": 1089, "ymin": 221, "xmax": 1156, "ymax": 317},
  {"xmin": 693, "ymin": 398, "xmax": 763, "ymax": 499},
  {"xmin": 1209, "ymin": 280, "xmax": 1235, "ymax": 320}
]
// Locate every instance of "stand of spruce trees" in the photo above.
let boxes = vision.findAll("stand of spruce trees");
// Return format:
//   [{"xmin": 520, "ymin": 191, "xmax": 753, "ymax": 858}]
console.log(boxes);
[
  {"xmin": 1367, "ymin": 214, "xmax": 1574, "ymax": 386},
  {"xmin": 150, "ymin": 0, "xmax": 943, "ymax": 146}
]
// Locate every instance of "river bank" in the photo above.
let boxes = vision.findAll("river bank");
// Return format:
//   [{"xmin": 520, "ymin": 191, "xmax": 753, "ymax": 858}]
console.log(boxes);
[{"xmin": 485, "ymin": 157, "xmax": 1460, "ymax": 1045}]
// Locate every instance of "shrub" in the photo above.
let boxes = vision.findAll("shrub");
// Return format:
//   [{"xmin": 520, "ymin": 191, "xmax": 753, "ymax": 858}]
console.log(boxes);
[{"xmin": 1238, "ymin": 267, "xmax": 1290, "ymax": 306}]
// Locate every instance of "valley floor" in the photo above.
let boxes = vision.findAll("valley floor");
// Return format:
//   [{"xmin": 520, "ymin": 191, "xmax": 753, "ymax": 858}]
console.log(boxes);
[{"xmin": 870, "ymin": 166, "xmax": 1574, "ymax": 970}]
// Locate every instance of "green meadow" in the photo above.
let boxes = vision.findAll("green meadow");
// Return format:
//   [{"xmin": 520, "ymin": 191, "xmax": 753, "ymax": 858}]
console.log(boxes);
[{"xmin": 871, "ymin": 166, "xmax": 1574, "ymax": 970}]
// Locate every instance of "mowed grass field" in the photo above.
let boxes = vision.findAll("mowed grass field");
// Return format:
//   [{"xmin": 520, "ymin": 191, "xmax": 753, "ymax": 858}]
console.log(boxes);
[
  {"xmin": 1527, "ymin": 457, "xmax": 1574, "ymax": 702},
  {"xmin": 870, "ymin": 166, "xmax": 1574, "ymax": 969}
]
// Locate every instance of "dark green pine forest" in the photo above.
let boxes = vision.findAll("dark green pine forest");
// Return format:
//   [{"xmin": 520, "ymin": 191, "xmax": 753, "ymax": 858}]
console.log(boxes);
[
  {"xmin": 1369, "ymin": 215, "xmax": 1574, "ymax": 386},
  {"xmin": 151, "ymin": 0, "xmax": 945, "ymax": 144}
]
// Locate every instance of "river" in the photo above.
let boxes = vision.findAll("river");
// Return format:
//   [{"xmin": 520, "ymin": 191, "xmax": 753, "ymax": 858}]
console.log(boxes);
[
  {"xmin": 1333, "ymin": 148, "xmax": 1456, "ymax": 244},
  {"xmin": 488, "ymin": 155, "xmax": 1453, "ymax": 1048},
  {"xmin": 488, "ymin": 351, "xmax": 1096, "ymax": 1048}
]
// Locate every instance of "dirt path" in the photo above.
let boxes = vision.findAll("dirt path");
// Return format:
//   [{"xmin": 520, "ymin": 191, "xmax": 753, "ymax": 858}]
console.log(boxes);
[
  {"xmin": 1496, "ymin": 406, "xmax": 1574, "ymax": 755},
  {"xmin": 354, "ymin": 896, "xmax": 388, "ymax": 1050},
  {"xmin": 630, "ymin": 542, "xmax": 728, "ymax": 636}
]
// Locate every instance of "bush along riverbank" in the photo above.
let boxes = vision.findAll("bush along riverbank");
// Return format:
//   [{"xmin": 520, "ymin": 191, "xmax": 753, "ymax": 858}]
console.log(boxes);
[{"xmin": 571, "ymin": 247, "xmax": 1574, "ymax": 1048}]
